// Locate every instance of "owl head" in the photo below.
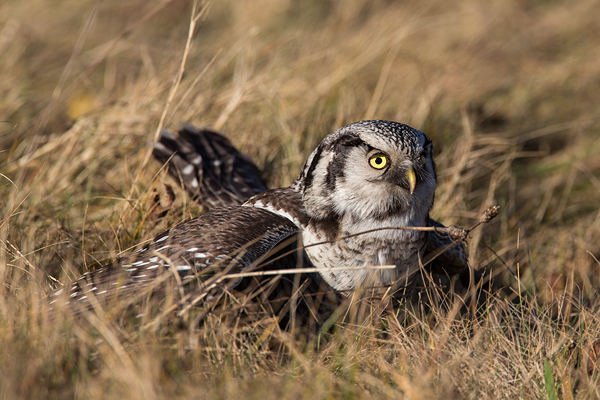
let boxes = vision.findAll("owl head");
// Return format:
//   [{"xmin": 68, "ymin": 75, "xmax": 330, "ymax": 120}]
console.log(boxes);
[{"xmin": 294, "ymin": 120, "xmax": 436, "ymax": 223}]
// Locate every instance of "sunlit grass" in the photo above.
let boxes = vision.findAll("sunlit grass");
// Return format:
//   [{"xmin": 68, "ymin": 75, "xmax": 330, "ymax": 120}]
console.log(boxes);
[{"xmin": 1, "ymin": 0, "xmax": 600, "ymax": 398}]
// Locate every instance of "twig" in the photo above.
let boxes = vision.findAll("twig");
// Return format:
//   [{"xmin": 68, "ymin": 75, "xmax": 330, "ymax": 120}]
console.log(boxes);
[
  {"xmin": 216, "ymin": 264, "xmax": 395, "ymax": 281},
  {"xmin": 306, "ymin": 205, "xmax": 501, "ymax": 247}
]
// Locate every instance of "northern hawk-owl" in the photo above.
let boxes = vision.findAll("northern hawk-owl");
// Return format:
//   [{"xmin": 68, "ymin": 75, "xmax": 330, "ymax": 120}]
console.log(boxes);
[{"xmin": 52, "ymin": 120, "xmax": 468, "ymax": 309}]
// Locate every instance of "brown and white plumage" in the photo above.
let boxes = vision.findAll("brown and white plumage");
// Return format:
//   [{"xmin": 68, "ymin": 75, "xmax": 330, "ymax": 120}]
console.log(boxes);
[
  {"xmin": 153, "ymin": 125, "xmax": 267, "ymax": 209},
  {"xmin": 52, "ymin": 204, "xmax": 301, "ymax": 309},
  {"xmin": 52, "ymin": 120, "xmax": 469, "ymax": 310}
]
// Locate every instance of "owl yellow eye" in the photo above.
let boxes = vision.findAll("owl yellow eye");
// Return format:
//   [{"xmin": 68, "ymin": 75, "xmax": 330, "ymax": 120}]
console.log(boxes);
[
  {"xmin": 369, "ymin": 154, "xmax": 388, "ymax": 170},
  {"xmin": 420, "ymin": 154, "xmax": 426, "ymax": 165}
]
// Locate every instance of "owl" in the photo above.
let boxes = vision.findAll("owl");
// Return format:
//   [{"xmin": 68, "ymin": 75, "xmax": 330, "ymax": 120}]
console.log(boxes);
[{"xmin": 52, "ymin": 121, "xmax": 468, "ymax": 312}]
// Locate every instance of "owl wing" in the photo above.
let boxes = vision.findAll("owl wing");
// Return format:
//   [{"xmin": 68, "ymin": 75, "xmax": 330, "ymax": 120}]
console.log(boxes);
[
  {"xmin": 425, "ymin": 217, "xmax": 469, "ymax": 276},
  {"xmin": 52, "ymin": 205, "xmax": 299, "ymax": 310},
  {"xmin": 153, "ymin": 125, "xmax": 267, "ymax": 208}
]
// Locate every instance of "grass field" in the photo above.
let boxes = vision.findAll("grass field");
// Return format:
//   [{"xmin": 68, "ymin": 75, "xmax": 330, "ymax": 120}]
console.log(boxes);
[{"xmin": 1, "ymin": 0, "xmax": 600, "ymax": 398}]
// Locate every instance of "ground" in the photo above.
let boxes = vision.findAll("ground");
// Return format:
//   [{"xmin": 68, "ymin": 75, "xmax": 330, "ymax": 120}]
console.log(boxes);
[{"xmin": 1, "ymin": 0, "xmax": 600, "ymax": 398}]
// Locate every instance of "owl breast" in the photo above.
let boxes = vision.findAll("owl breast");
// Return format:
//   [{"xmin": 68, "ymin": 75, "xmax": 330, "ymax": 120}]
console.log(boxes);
[{"xmin": 303, "ymin": 212, "xmax": 428, "ymax": 293}]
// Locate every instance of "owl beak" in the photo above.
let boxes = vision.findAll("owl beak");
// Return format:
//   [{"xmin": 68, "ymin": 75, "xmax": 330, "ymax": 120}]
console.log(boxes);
[{"xmin": 406, "ymin": 169, "xmax": 416, "ymax": 195}]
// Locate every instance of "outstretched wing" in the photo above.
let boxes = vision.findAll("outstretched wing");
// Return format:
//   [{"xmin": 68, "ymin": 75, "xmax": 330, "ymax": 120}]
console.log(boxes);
[
  {"xmin": 153, "ymin": 125, "xmax": 267, "ymax": 208},
  {"xmin": 51, "ymin": 206, "xmax": 299, "ymax": 310}
]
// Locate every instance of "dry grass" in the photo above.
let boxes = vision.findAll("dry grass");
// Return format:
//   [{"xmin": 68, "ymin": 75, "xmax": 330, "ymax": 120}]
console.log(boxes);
[{"xmin": 1, "ymin": 0, "xmax": 600, "ymax": 398}]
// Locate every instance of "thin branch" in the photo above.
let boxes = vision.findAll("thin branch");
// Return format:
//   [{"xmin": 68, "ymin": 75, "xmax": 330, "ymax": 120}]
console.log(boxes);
[{"xmin": 217, "ymin": 264, "xmax": 395, "ymax": 281}]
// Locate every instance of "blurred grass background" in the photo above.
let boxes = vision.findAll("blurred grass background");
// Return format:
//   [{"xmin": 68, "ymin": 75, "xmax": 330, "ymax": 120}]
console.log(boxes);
[{"xmin": 1, "ymin": 0, "xmax": 600, "ymax": 398}]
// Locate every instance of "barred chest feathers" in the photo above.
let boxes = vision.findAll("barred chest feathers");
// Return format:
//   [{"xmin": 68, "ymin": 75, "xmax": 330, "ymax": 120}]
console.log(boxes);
[{"xmin": 303, "ymin": 206, "xmax": 431, "ymax": 292}]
